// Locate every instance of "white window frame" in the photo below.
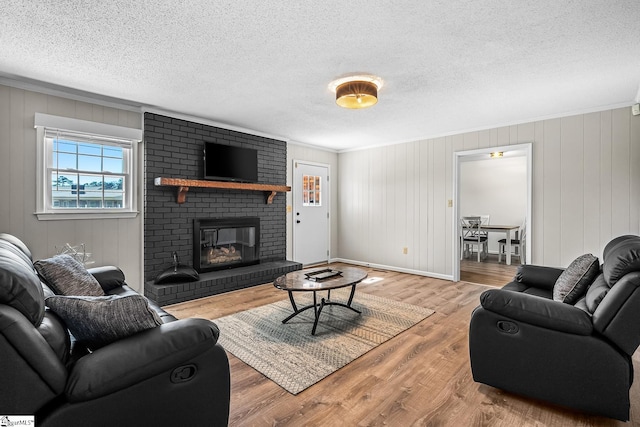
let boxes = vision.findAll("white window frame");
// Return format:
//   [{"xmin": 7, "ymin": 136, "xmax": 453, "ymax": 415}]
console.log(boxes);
[{"xmin": 34, "ymin": 113, "xmax": 141, "ymax": 220}]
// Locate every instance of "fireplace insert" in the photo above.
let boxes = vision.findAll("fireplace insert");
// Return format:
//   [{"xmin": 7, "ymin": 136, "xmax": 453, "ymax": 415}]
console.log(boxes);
[{"xmin": 193, "ymin": 217, "xmax": 260, "ymax": 273}]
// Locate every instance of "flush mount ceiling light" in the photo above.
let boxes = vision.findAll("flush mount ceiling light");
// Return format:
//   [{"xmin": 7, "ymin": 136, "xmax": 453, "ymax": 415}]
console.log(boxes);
[{"xmin": 329, "ymin": 75, "xmax": 383, "ymax": 109}]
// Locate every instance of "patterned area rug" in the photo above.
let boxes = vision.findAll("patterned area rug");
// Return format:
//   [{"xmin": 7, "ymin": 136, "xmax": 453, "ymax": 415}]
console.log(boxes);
[{"xmin": 214, "ymin": 288, "xmax": 435, "ymax": 394}]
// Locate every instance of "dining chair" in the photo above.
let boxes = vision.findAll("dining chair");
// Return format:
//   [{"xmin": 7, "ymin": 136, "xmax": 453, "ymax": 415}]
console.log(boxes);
[
  {"xmin": 479, "ymin": 214, "xmax": 490, "ymax": 245},
  {"xmin": 461, "ymin": 216, "xmax": 488, "ymax": 262},
  {"xmin": 498, "ymin": 218, "xmax": 526, "ymax": 264}
]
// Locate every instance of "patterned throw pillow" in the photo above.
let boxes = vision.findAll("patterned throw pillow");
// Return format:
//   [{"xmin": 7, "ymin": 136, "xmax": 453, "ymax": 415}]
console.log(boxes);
[
  {"xmin": 553, "ymin": 254, "xmax": 600, "ymax": 304},
  {"xmin": 34, "ymin": 254, "xmax": 104, "ymax": 296},
  {"xmin": 45, "ymin": 294, "xmax": 162, "ymax": 350}
]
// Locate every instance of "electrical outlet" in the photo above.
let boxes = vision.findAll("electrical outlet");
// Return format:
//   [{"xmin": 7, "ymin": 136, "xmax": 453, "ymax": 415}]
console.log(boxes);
[{"xmin": 403, "ymin": 247, "xmax": 408, "ymax": 254}]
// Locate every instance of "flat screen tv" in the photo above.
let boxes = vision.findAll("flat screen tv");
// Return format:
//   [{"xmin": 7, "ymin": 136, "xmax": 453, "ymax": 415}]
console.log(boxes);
[{"xmin": 203, "ymin": 142, "xmax": 258, "ymax": 183}]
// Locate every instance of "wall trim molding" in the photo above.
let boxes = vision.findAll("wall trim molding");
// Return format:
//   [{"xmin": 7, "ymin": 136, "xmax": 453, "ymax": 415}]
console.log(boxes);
[
  {"xmin": 330, "ymin": 258, "xmax": 454, "ymax": 282},
  {"xmin": 336, "ymin": 102, "xmax": 634, "ymax": 154},
  {"xmin": 0, "ymin": 75, "xmax": 142, "ymax": 113}
]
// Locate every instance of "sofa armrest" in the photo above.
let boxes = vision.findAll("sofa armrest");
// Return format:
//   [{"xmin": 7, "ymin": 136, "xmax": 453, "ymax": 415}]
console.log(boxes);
[
  {"xmin": 65, "ymin": 318, "xmax": 222, "ymax": 402},
  {"xmin": 480, "ymin": 289, "xmax": 593, "ymax": 335},
  {"xmin": 514, "ymin": 264, "xmax": 564, "ymax": 291},
  {"xmin": 87, "ymin": 266, "xmax": 125, "ymax": 293}
]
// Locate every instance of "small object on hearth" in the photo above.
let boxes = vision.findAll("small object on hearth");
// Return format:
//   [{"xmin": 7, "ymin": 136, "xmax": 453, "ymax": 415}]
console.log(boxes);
[{"xmin": 155, "ymin": 252, "xmax": 199, "ymax": 284}]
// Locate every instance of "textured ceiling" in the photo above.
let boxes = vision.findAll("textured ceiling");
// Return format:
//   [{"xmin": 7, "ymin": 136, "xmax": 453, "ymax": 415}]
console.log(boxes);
[{"xmin": 1, "ymin": 1, "xmax": 639, "ymax": 151}]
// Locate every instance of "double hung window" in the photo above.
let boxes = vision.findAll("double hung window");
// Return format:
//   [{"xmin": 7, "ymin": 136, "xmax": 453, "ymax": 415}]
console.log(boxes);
[{"xmin": 34, "ymin": 113, "xmax": 141, "ymax": 220}]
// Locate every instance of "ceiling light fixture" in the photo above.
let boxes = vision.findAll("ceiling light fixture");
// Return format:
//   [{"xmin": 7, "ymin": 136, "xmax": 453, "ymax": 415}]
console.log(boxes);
[{"xmin": 329, "ymin": 75, "xmax": 383, "ymax": 109}]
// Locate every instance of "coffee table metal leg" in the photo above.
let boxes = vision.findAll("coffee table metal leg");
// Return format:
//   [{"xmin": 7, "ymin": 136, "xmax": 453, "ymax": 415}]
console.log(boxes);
[
  {"xmin": 347, "ymin": 284, "xmax": 356, "ymax": 306},
  {"xmin": 312, "ymin": 295, "xmax": 325, "ymax": 335},
  {"xmin": 281, "ymin": 287, "xmax": 361, "ymax": 334},
  {"xmin": 288, "ymin": 290, "xmax": 298, "ymax": 312},
  {"xmin": 282, "ymin": 291, "xmax": 311, "ymax": 323}
]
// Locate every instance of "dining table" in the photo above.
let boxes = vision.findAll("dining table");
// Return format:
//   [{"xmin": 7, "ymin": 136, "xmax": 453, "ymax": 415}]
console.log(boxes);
[{"xmin": 462, "ymin": 224, "xmax": 521, "ymax": 265}]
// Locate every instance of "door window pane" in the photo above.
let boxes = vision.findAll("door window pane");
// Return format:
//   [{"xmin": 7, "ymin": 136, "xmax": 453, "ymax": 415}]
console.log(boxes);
[{"xmin": 303, "ymin": 175, "xmax": 321, "ymax": 206}]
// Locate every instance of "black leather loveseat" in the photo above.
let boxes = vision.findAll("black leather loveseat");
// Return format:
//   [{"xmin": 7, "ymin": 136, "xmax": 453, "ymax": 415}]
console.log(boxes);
[
  {"xmin": 0, "ymin": 233, "xmax": 230, "ymax": 426},
  {"xmin": 469, "ymin": 234, "xmax": 640, "ymax": 420}
]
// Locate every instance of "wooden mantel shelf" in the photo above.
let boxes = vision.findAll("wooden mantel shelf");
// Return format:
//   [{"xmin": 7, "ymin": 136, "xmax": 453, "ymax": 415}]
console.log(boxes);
[{"xmin": 154, "ymin": 177, "xmax": 291, "ymax": 204}]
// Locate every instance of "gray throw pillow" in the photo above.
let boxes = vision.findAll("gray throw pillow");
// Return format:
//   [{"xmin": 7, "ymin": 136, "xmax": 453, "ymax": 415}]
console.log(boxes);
[
  {"xmin": 553, "ymin": 254, "xmax": 600, "ymax": 304},
  {"xmin": 45, "ymin": 294, "xmax": 162, "ymax": 350},
  {"xmin": 34, "ymin": 254, "xmax": 104, "ymax": 296}
]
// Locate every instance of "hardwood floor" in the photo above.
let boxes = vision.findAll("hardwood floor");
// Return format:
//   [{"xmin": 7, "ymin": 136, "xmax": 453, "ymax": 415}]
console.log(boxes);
[
  {"xmin": 460, "ymin": 253, "xmax": 520, "ymax": 286},
  {"xmin": 165, "ymin": 262, "xmax": 640, "ymax": 426}
]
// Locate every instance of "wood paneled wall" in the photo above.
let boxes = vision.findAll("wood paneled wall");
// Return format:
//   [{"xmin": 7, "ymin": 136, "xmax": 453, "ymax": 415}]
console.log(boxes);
[
  {"xmin": 337, "ymin": 107, "xmax": 640, "ymax": 277},
  {"xmin": 2, "ymin": 83, "xmax": 638, "ymax": 284},
  {"xmin": 0, "ymin": 85, "xmax": 144, "ymax": 290}
]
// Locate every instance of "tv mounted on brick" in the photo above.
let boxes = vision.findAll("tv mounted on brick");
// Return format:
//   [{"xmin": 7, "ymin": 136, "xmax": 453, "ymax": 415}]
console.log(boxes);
[{"xmin": 203, "ymin": 142, "xmax": 258, "ymax": 183}]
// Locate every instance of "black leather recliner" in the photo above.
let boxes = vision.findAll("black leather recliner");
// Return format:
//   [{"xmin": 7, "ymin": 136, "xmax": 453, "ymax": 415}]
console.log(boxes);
[
  {"xmin": 469, "ymin": 234, "xmax": 640, "ymax": 420},
  {"xmin": 0, "ymin": 233, "xmax": 230, "ymax": 426}
]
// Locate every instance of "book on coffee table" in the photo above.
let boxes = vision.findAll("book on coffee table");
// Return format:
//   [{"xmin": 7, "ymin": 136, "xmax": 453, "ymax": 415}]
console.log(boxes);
[{"xmin": 304, "ymin": 269, "xmax": 342, "ymax": 282}]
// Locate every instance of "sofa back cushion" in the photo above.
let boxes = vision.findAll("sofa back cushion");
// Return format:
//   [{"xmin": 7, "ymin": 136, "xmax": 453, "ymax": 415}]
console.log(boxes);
[
  {"xmin": 602, "ymin": 235, "xmax": 640, "ymax": 286},
  {"xmin": 590, "ymin": 235, "xmax": 640, "ymax": 354},
  {"xmin": 0, "ymin": 233, "xmax": 33, "ymax": 261},
  {"xmin": 584, "ymin": 273, "xmax": 610, "ymax": 314},
  {"xmin": 37, "ymin": 310, "xmax": 71, "ymax": 366},
  {"xmin": 0, "ymin": 238, "xmax": 45, "ymax": 326}
]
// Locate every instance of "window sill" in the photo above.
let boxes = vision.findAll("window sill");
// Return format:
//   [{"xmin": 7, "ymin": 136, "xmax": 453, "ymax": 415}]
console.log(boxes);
[{"xmin": 35, "ymin": 211, "xmax": 139, "ymax": 221}]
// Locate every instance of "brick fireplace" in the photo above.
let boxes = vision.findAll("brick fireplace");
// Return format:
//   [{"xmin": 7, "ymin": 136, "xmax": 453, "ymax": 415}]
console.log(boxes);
[{"xmin": 143, "ymin": 113, "xmax": 301, "ymax": 305}]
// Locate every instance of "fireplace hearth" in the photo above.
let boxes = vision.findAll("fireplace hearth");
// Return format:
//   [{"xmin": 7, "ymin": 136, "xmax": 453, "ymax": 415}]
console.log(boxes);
[{"xmin": 194, "ymin": 218, "xmax": 260, "ymax": 273}]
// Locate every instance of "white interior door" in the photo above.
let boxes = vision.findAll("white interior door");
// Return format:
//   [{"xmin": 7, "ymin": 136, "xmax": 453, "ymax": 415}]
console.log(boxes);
[{"xmin": 293, "ymin": 161, "xmax": 329, "ymax": 265}]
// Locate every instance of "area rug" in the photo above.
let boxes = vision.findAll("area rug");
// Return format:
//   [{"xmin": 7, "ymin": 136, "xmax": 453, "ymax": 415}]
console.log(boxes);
[{"xmin": 213, "ymin": 288, "xmax": 435, "ymax": 394}]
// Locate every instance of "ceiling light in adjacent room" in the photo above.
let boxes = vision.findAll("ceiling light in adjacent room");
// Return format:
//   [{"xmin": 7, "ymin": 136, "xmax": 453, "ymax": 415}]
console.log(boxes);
[{"xmin": 329, "ymin": 75, "xmax": 383, "ymax": 109}]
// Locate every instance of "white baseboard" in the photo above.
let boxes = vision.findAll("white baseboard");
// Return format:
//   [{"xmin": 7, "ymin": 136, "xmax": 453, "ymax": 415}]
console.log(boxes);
[{"xmin": 330, "ymin": 258, "xmax": 454, "ymax": 282}]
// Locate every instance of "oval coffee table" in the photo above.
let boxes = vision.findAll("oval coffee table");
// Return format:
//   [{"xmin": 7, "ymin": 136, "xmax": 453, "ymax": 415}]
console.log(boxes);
[{"xmin": 273, "ymin": 266, "xmax": 368, "ymax": 335}]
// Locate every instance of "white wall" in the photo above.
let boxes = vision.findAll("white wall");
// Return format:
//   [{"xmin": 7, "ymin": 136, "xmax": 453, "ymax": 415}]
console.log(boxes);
[
  {"xmin": 460, "ymin": 156, "xmax": 527, "ymax": 252},
  {"xmin": 337, "ymin": 107, "xmax": 640, "ymax": 278},
  {"xmin": 0, "ymin": 84, "xmax": 144, "ymax": 291}
]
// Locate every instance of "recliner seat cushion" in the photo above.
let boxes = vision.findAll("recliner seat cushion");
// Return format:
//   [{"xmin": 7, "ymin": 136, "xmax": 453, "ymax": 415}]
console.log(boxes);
[
  {"xmin": 46, "ymin": 294, "xmax": 162, "ymax": 350},
  {"xmin": 553, "ymin": 254, "xmax": 599, "ymax": 304},
  {"xmin": 35, "ymin": 255, "xmax": 105, "ymax": 296}
]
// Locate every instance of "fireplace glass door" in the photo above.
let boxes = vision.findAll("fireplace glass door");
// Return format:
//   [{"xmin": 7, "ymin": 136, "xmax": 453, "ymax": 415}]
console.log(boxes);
[{"xmin": 194, "ymin": 218, "xmax": 259, "ymax": 272}]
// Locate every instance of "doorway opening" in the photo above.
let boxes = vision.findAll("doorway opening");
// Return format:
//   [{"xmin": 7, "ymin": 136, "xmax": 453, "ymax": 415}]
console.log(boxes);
[{"xmin": 453, "ymin": 143, "xmax": 532, "ymax": 282}]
